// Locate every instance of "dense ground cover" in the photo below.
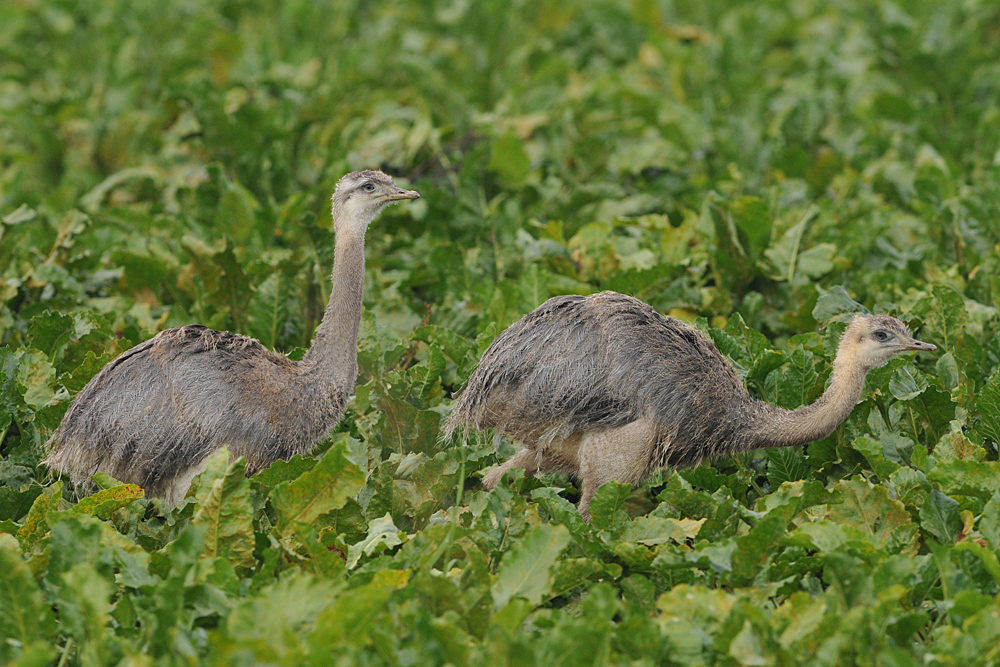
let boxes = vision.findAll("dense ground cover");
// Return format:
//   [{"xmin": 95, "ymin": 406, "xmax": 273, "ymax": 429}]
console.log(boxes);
[{"xmin": 3, "ymin": 0, "xmax": 1000, "ymax": 664}]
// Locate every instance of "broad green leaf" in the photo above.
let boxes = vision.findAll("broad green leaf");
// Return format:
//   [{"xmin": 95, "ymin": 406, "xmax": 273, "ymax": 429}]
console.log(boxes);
[
  {"xmin": 549, "ymin": 558, "xmax": 623, "ymax": 599},
  {"xmin": 656, "ymin": 585, "xmax": 736, "ymax": 661},
  {"xmin": 225, "ymin": 571, "xmax": 342, "ymax": 649},
  {"xmin": 15, "ymin": 350, "xmax": 59, "ymax": 409},
  {"xmin": 850, "ymin": 435, "xmax": 899, "ymax": 479},
  {"xmin": 247, "ymin": 272, "xmax": 289, "ymax": 349},
  {"xmin": 308, "ymin": 569, "xmax": 409, "ymax": 651},
  {"xmin": 765, "ymin": 447, "xmax": 812, "ymax": 487},
  {"xmin": 763, "ymin": 206, "xmax": 818, "ymax": 281},
  {"xmin": 728, "ymin": 619, "xmax": 769, "ymax": 667},
  {"xmin": 26, "ymin": 311, "xmax": 74, "ymax": 361},
  {"xmin": 982, "ymin": 493, "xmax": 1000, "ymax": 551},
  {"xmin": 492, "ymin": 523, "xmax": 569, "ymax": 609},
  {"xmin": 928, "ymin": 460, "xmax": 1000, "ymax": 499},
  {"xmin": 725, "ymin": 514, "xmax": 787, "ymax": 586},
  {"xmin": 889, "ymin": 366, "xmax": 929, "ymax": 401},
  {"xmin": 49, "ymin": 562, "xmax": 112, "ymax": 659},
  {"xmin": 976, "ymin": 368, "xmax": 1000, "ymax": 445},
  {"xmin": 609, "ymin": 133, "xmax": 686, "ymax": 175},
  {"xmin": 214, "ymin": 179, "xmax": 259, "ymax": 244},
  {"xmin": 795, "ymin": 242, "xmax": 837, "ymax": 279},
  {"xmin": 730, "ymin": 196, "xmax": 772, "ymax": 256},
  {"xmin": 192, "ymin": 452, "xmax": 255, "ymax": 569},
  {"xmin": 823, "ymin": 550, "xmax": 874, "ymax": 609},
  {"xmin": 919, "ymin": 490, "xmax": 962, "ymax": 543},
  {"xmin": 251, "ymin": 454, "xmax": 316, "ymax": 490},
  {"xmin": 786, "ymin": 521, "xmax": 849, "ymax": 553},
  {"xmin": 377, "ymin": 393, "xmax": 442, "ymax": 454},
  {"xmin": 812, "ymin": 286, "xmax": 867, "ymax": 323},
  {"xmin": 919, "ymin": 286, "xmax": 968, "ymax": 350},
  {"xmin": 826, "ymin": 478, "xmax": 917, "ymax": 554},
  {"xmin": 775, "ymin": 592, "xmax": 827, "ymax": 649},
  {"xmin": 270, "ymin": 439, "xmax": 366, "ymax": 535},
  {"xmin": 489, "ymin": 133, "xmax": 530, "ymax": 187},
  {"xmin": 588, "ymin": 480, "xmax": 633, "ymax": 531},
  {"xmin": 0, "ymin": 537, "xmax": 55, "ymax": 664}
]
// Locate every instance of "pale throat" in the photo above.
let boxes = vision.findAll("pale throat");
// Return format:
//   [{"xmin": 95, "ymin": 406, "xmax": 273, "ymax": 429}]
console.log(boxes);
[{"xmin": 753, "ymin": 342, "xmax": 869, "ymax": 448}]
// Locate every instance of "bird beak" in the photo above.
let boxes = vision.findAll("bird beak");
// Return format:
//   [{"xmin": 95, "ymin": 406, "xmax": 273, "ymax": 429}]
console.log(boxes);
[
  {"xmin": 905, "ymin": 337, "xmax": 937, "ymax": 352},
  {"xmin": 385, "ymin": 187, "xmax": 420, "ymax": 201}
]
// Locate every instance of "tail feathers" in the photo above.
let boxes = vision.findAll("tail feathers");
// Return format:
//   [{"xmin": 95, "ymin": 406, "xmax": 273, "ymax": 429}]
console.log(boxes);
[
  {"xmin": 441, "ymin": 409, "xmax": 469, "ymax": 442},
  {"xmin": 42, "ymin": 438, "xmax": 101, "ymax": 489}
]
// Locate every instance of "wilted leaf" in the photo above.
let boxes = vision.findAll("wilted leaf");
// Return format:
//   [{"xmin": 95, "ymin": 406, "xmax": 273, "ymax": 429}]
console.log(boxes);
[
  {"xmin": 346, "ymin": 513, "xmax": 403, "ymax": 569},
  {"xmin": 623, "ymin": 516, "xmax": 705, "ymax": 546},
  {"xmin": 17, "ymin": 482, "xmax": 63, "ymax": 550},
  {"xmin": 69, "ymin": 484, "xmax": 144, "ymax": 520}
]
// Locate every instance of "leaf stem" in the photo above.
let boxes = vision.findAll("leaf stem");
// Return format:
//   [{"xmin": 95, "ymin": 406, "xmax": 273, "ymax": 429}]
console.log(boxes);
[
  {"xmin": 422, "ymin": 435, "xmax": 467, "ymax": 574},
  {"xmin": 56, "ymin": 638, "xmax": 74, "ymax": 667}
]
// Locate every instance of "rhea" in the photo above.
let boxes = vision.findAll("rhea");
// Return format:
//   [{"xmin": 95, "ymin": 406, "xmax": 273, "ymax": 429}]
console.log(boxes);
[
  {"xmin": 46, "ymin": 170, "xmax": 419, "ymax": 506},
  {"xmin": 445, "ymin": 291, "xmax": 935, "ymax": 520}
]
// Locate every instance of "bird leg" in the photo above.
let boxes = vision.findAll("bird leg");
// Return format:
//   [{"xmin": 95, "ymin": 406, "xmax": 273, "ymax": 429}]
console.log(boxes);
[
  {"xmin": 162, "ymin": 457, "xmax": 210, "ymax": 508},
  {"xmin": 482, "ymin": 447, "xmax": 541, "ymax": 490},
  {"xmin": 577, "ymin": 418, "xmax": 656, "ymax": 522},
  {"xmin": 482, "ymin": 431, "xmax": 586, "ymax": 490}
]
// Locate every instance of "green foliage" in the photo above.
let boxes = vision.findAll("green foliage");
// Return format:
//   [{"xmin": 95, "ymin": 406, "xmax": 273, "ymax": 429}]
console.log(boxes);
[{"xmin": 3, "ymin": 0, "xmax": 1000, "ymax": 663}]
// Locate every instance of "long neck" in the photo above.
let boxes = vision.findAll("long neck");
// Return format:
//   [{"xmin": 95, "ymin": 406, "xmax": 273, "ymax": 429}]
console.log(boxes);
[
  {"xmin": 302, "ymin": 225, "xmax": 365, "ymax": 389},
  {"xmin": 748, "ymin": 352, "xmax": 868, "ymax": 449}
]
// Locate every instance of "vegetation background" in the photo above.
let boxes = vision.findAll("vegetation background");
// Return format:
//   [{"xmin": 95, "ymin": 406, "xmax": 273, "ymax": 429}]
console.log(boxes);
[{"xmin": 3, "ymin": 0, "xmax": 1000, "ymax": 664}]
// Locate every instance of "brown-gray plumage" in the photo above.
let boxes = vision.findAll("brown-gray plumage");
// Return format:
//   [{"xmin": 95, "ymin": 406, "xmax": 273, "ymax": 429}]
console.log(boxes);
[
  {"xmin": 46, "ymin": 170, "xmax": 419, "ymax": 506},
  {"xmin": 445, "ymin": 291, "xmax": 936, "ymax": 520}
]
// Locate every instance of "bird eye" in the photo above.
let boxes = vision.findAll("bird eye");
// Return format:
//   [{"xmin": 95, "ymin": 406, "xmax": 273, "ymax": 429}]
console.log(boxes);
[
  {"xmin": 873, "ymin": 331, "xmax": 889, "ymax": 342},
  {"xmin": 363, "ymin": 184, "xmax": 376, "ymax": 192}
]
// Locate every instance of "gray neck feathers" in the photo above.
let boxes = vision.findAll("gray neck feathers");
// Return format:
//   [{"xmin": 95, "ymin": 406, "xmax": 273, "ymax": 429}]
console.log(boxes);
[
  {"xmin": 302, "ymin": 225, "xmax": 365, "ymax": 390},
  {"xmin": 748, "ymin": 349, "xmax": 867, "ymax": 450}
]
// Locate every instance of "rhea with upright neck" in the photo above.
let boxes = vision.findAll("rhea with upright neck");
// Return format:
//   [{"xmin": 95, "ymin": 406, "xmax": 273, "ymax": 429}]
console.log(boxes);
[
  {"xmin": 303, "ymin": 171, "xmax": 418, "ymax": 384},
  {"xmin": 47, "ymin": 169, "xmax": 419, "ymax": 506}
]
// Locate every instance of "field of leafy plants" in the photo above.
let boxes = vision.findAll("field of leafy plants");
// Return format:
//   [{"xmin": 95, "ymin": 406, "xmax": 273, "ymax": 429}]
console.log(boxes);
[{"xmin": 3, "ymin": 0, "xmax": 1000, "ymax": 664}]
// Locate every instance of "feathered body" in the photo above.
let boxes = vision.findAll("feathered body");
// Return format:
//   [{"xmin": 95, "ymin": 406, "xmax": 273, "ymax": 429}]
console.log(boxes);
[
  {"xmin": 448, "ymin": 292, "xmax": 752, "ymax": 468},
  {"xmin": 447, "ymin": 291, "xmax": 934, "ymax": 518},
  {"xmin": 50, "ymin": 326, "xmax": 348, "ymax": 500},
  {"xmin": 47, "ymin": 170, "xmax": 419, "ymax": 505}
]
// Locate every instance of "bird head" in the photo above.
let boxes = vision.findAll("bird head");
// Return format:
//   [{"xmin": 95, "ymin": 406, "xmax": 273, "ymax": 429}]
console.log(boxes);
[
  {"xmin": 842, "ymin": 315, "xmax": 936, "ymax": 370},
  {"xmin": 331, "ymin": 170, "xmax": 419, "ymax": 233}
]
